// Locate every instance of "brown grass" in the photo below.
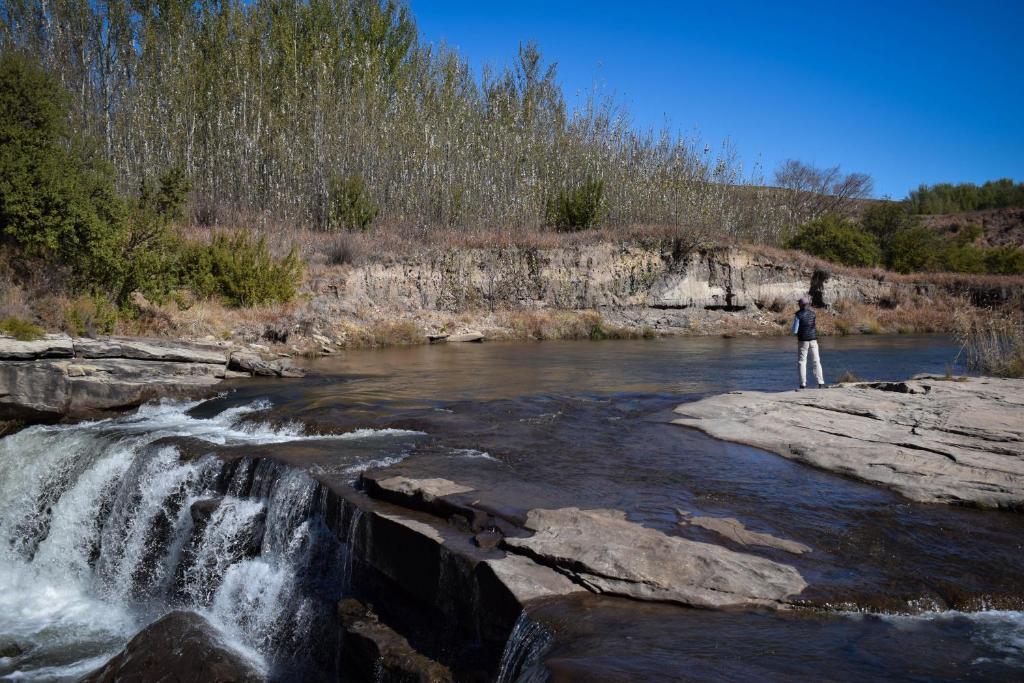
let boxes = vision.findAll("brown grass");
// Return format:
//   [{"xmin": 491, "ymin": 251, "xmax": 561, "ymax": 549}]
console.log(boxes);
[
  {"xmin": 814, "ymin": 293, "xmax": 969, "ymax": 337},
  {"xmin": 955, "ymin": 310, "xmax": 1024, "ymax": 377}
]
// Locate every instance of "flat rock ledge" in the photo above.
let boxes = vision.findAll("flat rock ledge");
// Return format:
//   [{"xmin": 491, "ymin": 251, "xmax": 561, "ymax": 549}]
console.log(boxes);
[
  {"xmin": 0, "ymin": 334, "xmax": 303, "ymax": 422},
  {"xmin": 360, "ymin": 474, "xmax": 806, "ymax": 610},
  {"xmin": 673, "ymin": 375, "xmax": 1024, "ymax": 509},
  {"xmin": 504, "ymin": 507, "xmax": 807, "ymax": 608}
]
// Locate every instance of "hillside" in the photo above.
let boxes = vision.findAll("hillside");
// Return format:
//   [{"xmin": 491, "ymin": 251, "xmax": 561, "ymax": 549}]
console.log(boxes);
[{"xmin": 920, "ymin": 207, "xmax": 1024, "ymax": 247}]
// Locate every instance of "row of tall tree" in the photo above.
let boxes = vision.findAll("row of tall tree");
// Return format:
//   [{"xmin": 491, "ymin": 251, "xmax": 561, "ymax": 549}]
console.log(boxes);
[
  {"xmin": 906, "ymin": 179, "xmax": 1024, "ymax": 215},
  {"xmin": 0, "ymin": 0, "xmax": 797, "ymax": 241}
]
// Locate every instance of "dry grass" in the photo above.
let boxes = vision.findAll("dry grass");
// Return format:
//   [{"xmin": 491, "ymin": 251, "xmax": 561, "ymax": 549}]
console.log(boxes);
[
  {"xmin": 955, "ymin": 311, "xmax": 1024, "ymax": 377},
  {"xmin": 178, "ymin": 219, "xmax": 719, "ymax": 266},
  {"xmin": 816, "ymin": 295, "xmax": 967, "ymax": 336},
  {"xmin": 493, "ymin": 309, "xmax": 652, "ymax": 342}
]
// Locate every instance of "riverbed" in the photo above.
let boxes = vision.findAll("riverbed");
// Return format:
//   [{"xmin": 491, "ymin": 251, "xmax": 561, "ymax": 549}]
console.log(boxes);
[{"xmin": 1, "ymin": 335, "xmax": 1022, "ymax": 681}]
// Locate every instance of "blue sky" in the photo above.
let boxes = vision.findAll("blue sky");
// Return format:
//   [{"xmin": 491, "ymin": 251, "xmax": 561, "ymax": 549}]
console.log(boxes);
[{"xmin": 409, "ymin": 0, "xmax": 1024, "ymax": 199}]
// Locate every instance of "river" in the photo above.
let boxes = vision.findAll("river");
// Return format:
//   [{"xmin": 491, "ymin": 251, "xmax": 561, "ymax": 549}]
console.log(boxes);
[{"xmin": 1, "ymin": 335, "xmax": 1022, "ymax": 681}]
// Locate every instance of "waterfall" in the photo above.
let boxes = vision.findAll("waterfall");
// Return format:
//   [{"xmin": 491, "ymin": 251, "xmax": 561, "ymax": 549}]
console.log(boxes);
[
  {"xmin": 0, "ymin": 399, "xmax": 363, "ymax": 681},
  {"xmin": 495, "ymin": 611, "xmax": 553, "ymax": 683}
]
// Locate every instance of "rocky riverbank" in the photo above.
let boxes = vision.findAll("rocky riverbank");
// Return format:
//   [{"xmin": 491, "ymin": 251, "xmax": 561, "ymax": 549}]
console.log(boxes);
[
  {"xmin": 0, "ymin": 334, "xmax": 304, "ymax": 426},
  {"xmin": 673, "ymin": 375, "xmax": 1024, "ymax": 509},
  {"xmin": 136, "ymin": 243, "xmax": 1022, "ymax": 353}
]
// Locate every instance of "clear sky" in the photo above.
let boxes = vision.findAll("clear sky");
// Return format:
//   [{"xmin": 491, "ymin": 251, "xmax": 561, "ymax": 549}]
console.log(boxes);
[{"xmin": 409, "ymin": 0, "xmax": 1024, "ymax": 199}]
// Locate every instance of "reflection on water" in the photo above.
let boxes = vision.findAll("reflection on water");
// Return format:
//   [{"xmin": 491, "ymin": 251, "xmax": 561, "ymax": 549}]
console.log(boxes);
[
  {"xmin": 196, "ymin": 334, "xmax": 1023, "ymax": 681},
  {"xmin": 3, "ymin": 334, "xmax": 1019, "ymax": 682}
]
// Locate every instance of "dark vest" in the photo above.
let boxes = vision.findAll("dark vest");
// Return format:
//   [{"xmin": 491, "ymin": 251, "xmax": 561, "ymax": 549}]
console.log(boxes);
[{"xmin": 795, "ymin": 308, "xmax": 817, "ymax": 342}]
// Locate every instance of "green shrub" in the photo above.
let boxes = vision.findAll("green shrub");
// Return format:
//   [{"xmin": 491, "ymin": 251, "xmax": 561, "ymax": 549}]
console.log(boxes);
[
  {"xmin": 982, "ymin": 246, "xmax": 1024, "ymax": 275},
  {"xmin": 184, "ymin": 232, "xmax": 303, "ymax": 307},
  {"xmin": 327, "ymin": 173, "xmax": 378, "ymax": 232},
  {"xmin": 941, "ymin": 243, "xmax": 987, "ymax": 274},
  {"xmin": 546, "ymin": 176, "xmax": 606, "ymax": 232},
  {"xmin": 886, "ymin": 226, "xmax": 946, "ymax": 273},
  {"xmin": 0, "ymin": 52, "xmax": 127, "ymax": 290},
  {"xmin": 786, "ymin": 214, "xmax": 881, "ymax": 267},
  {"xmin": 64, "ymin": 296, "xmax": 118, "ymax": 336},
  {"xmin": 861, "ymin": 202, "xmax": 918, "ymax": 261},
  {"xmin": 0, "ymin": 316, "xmax": 44, "ymax": 341}
]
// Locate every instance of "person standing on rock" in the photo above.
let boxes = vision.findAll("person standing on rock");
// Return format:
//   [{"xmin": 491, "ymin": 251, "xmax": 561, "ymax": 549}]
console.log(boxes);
[{"xmin": 792, "ymin": 295, "xmax": 825, "ymax": 389}]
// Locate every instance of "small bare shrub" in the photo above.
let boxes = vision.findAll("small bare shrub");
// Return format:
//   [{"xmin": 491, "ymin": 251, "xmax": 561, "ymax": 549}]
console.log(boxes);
[
  {"xmin": 835, "ymin": 370, "xmax": 862, "ymax": 383},
  {"xmin": 326, "ymin": 234, "xmax": 364, "ymax": 266}
]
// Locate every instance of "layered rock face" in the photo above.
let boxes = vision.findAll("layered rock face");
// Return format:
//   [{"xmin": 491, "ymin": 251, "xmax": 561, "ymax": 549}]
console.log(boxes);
[
  {"xmin": 673, "ymin": 376, "xmax": 1024, "ymax": 509},
  {"xmin": 320, "ymin": 245, "xmax": 981, "ymax": 327},
  {"xmin": 0, "ymin": 335, "xmax": 303, "ymax": 422}
]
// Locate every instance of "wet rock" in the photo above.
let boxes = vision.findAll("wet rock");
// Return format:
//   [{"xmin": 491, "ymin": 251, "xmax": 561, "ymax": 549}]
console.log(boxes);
[
  {"xmin": 503, "ymin": 507, "xmax": 807, "ymax": 608},
  {"xmin": 474, "ymin": 530, "xmax": 502, "ymax": 550},
  {"xmin": 190, "ymin": 497, "xmax": 223, "ymax": 525},
  {"xmin": 73, "ymin": 337, "xmax": 229, "ymax": 364},
  {"xmin": 79, "ymin": 610, "xmax": 264, "ymax": 682},
  {"xmin": 0, "ymin": 640, "xmax": 24, "ymax": 658},
  {"xmin": 0, "ymin": 334, "xmax": 74, "ymax": 360},
  {"xmin": 338, "ymin": 598, "xmax": 453, "ymax": 683},
  {"xmin": 676, "ymin": 509, "xmax": 811, "ymax": 555},
  {"xmin": 673, "ymin": 375, "xmax": 1024, "ymax": 508}
]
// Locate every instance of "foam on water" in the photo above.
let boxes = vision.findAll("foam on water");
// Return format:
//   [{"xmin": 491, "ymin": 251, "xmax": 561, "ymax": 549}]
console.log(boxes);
[
  {"xmin": 0, "ymin": 397, "xmax": 386, "ymax": 680},
  {"xmin": 875, "ymin": 610, "xmax": 1024, "ymax": 666}
]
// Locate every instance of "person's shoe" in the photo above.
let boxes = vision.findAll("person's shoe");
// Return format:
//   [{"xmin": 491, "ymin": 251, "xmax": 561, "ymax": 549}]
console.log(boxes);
[
  {"xmin": 797, "ymin": 385, "xmax": 806, "ymax": 391},
  {"xmin": 818, "ymin": 383, "xmax": 826, "ymax": 389}
]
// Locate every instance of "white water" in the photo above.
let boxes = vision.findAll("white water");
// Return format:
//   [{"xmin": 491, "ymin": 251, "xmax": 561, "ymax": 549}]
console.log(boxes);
[
  {"xmin": 0, "ymin": 399, "xmax": 403, "ymax": 681},
  {"xmin": 876, "ymin": 609, "xmax": 1024, "ymax": 667},
  {"xmin": 495, "ymin": 611, "xmax": 552, "ymax": 683}
]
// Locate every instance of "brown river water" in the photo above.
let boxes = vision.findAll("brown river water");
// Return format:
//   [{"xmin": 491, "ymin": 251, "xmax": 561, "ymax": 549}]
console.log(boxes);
[
  {"xmin": 1, "ymin": 335, "xmax": 1022, "ymax": 681},
  {"xmin": 205, "ymin": 335, "xmax": 1024, "ymax": 681}
]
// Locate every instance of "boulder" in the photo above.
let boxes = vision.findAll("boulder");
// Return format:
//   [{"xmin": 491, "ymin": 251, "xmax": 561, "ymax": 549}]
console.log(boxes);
[
  {"xmin": 228, "ymin": 351, "xmax": 278, "ymax": 376},
  {"xmin": 503, "ymin": 507, "xmax": 807, "ymax": 608},
  {"xmin": 73, "ymin": 337, "xmax": 229, "ymax": 364},
  {"xmin": 228, "ymin": 352, "xmax": 305, "ymax": 378},
  {"xmin": 673, "ymin": 375, "xmax": 1024, "ymax": 508},
  {"xmin": 474, "ymin": 530, "xmax": 503, "ymax": 551},
  {"xmin": 79, "ymin": 610, "xmax": 264, "ymax": 682},
  {"xmin": 337, "ymin": 599, "xmax": 453, "ymax": 683},
  {"xmin": 190, "ymin": 497, "xmax": 223, "ymax": 525},
  {"xmin": 0, "ymin": 640, "xmax": 24, "ymax": 658},
  {"xmin": 448, "ymin": 332, "xmax": 484, "ymax": 343},
  {"xmin": 0, "ymin": 334, "xmax": 74, "ymax": 360}
]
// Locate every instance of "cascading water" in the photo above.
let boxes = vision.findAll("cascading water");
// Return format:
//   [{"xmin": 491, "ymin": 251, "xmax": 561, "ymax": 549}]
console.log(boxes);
[
  {"xmin": 0, "ymin": 399, "xmax": 420, "ymax": 681},
  {"xmin": 495, "ymin": 611, "xmax": 553, "ymax": 683}
]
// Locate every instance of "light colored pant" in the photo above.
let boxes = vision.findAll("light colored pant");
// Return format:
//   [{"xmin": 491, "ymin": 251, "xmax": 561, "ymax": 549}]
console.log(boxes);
[{"xmin": 798, "ymin": 340, "xmax": 824, "ymax": 387}]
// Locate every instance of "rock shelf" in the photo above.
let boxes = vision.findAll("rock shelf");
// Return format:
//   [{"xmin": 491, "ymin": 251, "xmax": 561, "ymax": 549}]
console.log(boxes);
[
  {"xmin": 673, "ymin": 375, "xmax": 1024, "ymax": 509},
  {"xmin": 0, "ymin": 334, "xmax": 304, "ymax": 422}
]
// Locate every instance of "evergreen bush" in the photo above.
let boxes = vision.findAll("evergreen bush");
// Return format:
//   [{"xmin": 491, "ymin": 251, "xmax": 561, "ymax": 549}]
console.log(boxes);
[
  {"xmin": 546, "ymin": 176, "xmax": 606, "ymax": 232},
  {"xmin": 327, "ymin": 173, "xmax": 378, "ymax": 232}
]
